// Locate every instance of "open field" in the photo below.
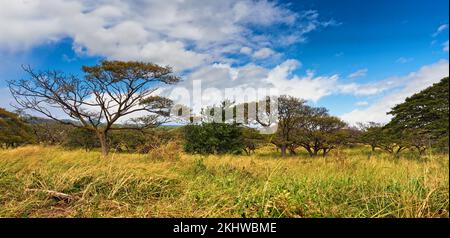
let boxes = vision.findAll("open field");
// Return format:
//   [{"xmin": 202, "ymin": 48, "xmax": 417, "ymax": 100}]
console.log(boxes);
[{"xmin": 0, "ymin": 146, "xmax": 448, "ymax": 218}]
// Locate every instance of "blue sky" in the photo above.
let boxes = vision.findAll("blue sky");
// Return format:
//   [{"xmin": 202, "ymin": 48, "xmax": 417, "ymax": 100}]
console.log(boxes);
[{"xmin": 0, "ymin": 0, "xmax": 448, "ymax": 124}]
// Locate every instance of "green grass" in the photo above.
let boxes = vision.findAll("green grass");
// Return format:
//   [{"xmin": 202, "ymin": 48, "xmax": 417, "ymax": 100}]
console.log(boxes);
[{"xmin": 0, "ymin": 145, "xmax": 448, "ymax": 218}]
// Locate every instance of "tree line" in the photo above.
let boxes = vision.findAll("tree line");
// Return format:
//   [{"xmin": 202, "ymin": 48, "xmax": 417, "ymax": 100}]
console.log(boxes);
[{"xmin": 1, "ymin": 61, "xmax": 448, "ymax": 157}]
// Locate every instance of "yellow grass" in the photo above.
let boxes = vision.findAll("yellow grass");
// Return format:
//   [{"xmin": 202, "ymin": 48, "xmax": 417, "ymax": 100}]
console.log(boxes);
[{"xmin": 0, "ymin": 145, "xmax": 448, "ymax": 218}]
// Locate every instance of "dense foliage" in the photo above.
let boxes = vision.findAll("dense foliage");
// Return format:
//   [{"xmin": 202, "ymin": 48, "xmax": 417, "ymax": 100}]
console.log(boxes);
[
  {"xmin": 388, "ymin": 77, "xmax": 449, "ymax": 135},
  {"xmin": 388, "ymin": 77, "xmax": 449, "ymax": 151},
  {"xmin": 0, "ymin": 108, "xmax": 33, "ymax": 148},
  {"xmin": 183, "ymin": 123, "xmax": 245, "ymax": 155}
]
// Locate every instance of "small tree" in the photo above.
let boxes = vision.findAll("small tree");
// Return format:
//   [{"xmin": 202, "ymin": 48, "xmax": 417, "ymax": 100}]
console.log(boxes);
[
  {"xmin": 250, "ymin": 95, "xmax": 308, "ymax": 157},
  {"xmin": 358, "ymin": 122, "xmax": 384, "ymax": 152},
  {"xmin": 8, "ymin": 61, "xmax": 180, "ymax": 155},
  {"xmin": 376, "ymin": 127, "xmax": 408, "ymax": 156},
  {"xmin": 183, "ymin": 123, "xmax": 244, "ymax": 155},
  {"xmin": 294, "ymin": 112, "xmax": 347, "ymax": 157}
]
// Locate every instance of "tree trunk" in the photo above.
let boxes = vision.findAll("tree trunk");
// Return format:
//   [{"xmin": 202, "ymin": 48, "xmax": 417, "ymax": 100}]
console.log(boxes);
[
  {"xmin": 289, "ymin": 146, "xmax": 297, "ymax": 155},
  {"xmin": 280, "ymin": 144, "xmax": 287, "ymax": 157},
  {"xmin": 97, "ymin": 131, "xmax": 110, "ymax": 156},
  {"xmin": 395, "ymin": 146, "xmax": 404, "ymax": 157},
  {"xmin": 416, "ymin": 146, "xmax": 426, "ymax": 156},
  {"xmin": 313, "ymin": 148, "xmax": 319, "ymax": 157},
  {"xmin": 305, "ymin": 147, "xmax": 314, "ymax": 157}
]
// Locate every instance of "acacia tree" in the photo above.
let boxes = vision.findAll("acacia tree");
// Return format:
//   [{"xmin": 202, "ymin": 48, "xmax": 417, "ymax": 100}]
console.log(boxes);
[
  {"xmin": 293, "ymin": 110, "xmax": 347, "ymax": 157},
  {"xmin": 240, "ymin": 96, "xmax": 329, "ymax": 157},
  {"xmin": 387, "ymin": 77, "xmax": 449, "ymax": 151},
  {"xmin": 376, "ymin": 127, "xmax": 409, "ymax": 156},
  {"xmin": 8, "ymin": 61, "xmax": 180, "ymax": 155},
  {"xmin": 261, "ymin": 95, "xmax": 308, "ymax": 157},
  {"xmin": 358, "ymin": 122, "xmax": 384, "ymax": 152}
]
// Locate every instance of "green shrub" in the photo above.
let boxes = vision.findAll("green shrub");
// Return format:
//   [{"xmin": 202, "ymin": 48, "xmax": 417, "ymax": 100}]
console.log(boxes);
[{"xmin": 183, "ymin": 123, "xmax": 245, "ymax": 154}]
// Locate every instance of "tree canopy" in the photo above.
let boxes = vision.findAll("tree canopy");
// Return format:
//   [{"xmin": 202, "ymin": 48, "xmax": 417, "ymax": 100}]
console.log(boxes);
[
  {"xmin": 388, "ymin": 77, "xmax": 449, "ymax": 149},
  {"xmin": 388, "ymin": 77, "xmax": 448, "ymax": 136}
]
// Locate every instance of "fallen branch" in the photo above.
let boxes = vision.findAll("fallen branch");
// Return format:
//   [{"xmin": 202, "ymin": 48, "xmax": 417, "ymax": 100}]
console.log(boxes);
[{"xmin": 25, "ymin": 189, "xmax": 75, "ymax": 202}]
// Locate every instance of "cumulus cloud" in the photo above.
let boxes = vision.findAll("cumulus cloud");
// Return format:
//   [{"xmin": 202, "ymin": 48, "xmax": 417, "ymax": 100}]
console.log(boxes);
[
  {"xmin": 240, "ymin": 47, "xmax": 253, "ymax": 55},
  {"xmin": 348, "ymin": 68, "xmax": 368, "ymax": 79},
  {"xmin": 253, "ymin": 47, "xmax": 276, "ymax": 59},
  {"xmin": 0, "ymin": 0, "xmax": 337, "ymax": 71},
  {"xmin": 169, "ymin": 58, "xmax": 340, "ymax": 111},
  {"xmin": 266, "ymin": 61, "xmax": 339, "ymax": 102},
  {"xmin": 340, "ymin": 60, "xmax": 449, "ymax": 125},
  {"xmin": 6, "ymin": 0, "xmax": 425, "ymax": 124},
  {"xmin": 443, "ymin": 41, "xmax": 449, "ymax": 53},
  {"xmin": 168, "ymin": 55, "xmax": 443, "ymax": 114},
  {"xmin": 0, "ymin": 0, "xmax": 347, "ymax": 117}
]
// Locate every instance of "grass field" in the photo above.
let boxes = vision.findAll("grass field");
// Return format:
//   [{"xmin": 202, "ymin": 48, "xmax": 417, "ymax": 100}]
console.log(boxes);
[{"xmin": 0, "ymin": 145, "xmax": 448, "ymax": 218}]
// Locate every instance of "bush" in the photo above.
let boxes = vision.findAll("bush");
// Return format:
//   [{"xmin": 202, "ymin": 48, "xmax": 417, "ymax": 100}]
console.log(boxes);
[
  {"xmin": 64, "ymin": 128, "xmax": 99, "ymax": 151},
  {"xmin": 183, "ymin": 123, "xmax": 245, "ymax": 154}
]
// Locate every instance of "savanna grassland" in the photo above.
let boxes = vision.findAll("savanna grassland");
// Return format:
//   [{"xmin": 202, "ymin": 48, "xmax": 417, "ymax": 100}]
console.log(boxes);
[{"xmin": 0, "ymin": 145, "xmax": 448, "ymax": 218}]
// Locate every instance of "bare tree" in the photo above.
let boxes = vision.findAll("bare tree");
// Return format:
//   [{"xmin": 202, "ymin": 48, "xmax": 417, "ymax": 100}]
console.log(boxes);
[{"xmin": 8, "ymin": 61, "xmax": 180, "ymax": 155}]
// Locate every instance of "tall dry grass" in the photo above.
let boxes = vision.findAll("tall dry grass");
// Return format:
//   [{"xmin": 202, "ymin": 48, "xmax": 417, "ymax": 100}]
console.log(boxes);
[{"xmin": 0, "ymin": 145, "xmax": 448, "ymax": 218}]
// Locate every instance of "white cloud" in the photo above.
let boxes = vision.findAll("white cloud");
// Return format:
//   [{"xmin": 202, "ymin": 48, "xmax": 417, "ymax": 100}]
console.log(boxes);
[
  {"xmin": 240, "ymin": 47, "xmax": 253, "ymax": 55},
  {"xmin": 348, "ymin": 68, "xmax": 368, "ymax": 79},
  {"xmin": 337, "ymin": 82, "xmax": 388, "ymax": 96},
  {"xmin": 341, "ymin": 60, "xmax": 449, "ymax": 125},
  {"xmin": 265, "ymin": 60, "xmax": 339, "ymax": 102},
  {"xmin": 396, "ymin": 57, "xmax": 414, "ymax": 64},
  {"xmin": 173, "ymin": 58, "xmax": 339, "ymax": 109},
  {"xmin": 0, "ymin": 0, "xmax": 345, "ymax": 117},
  {"xmin": 338, "ymin": 68, "xmax": 426, "ymax": 96},
  {"xmin": 171, "ymin": 57, "xmax": 447, "ymax": 113},
  {"xmin": 253, "ymin": 47, "xmax": 276, "ymax": 59},
  {"xmin": 443, "ymin": 41, "xmax": 449, "ymax": 53},
  {"xmin": 432, "ymin": 24, "xmax": 448, "ymax": 37},
  {"xmin": 0, "ymin": 0, "xmax": 337, "ymax": 72},
  {"xmin": 355, "ymin": 101, "xmax": 369, "ymax": 106}
]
